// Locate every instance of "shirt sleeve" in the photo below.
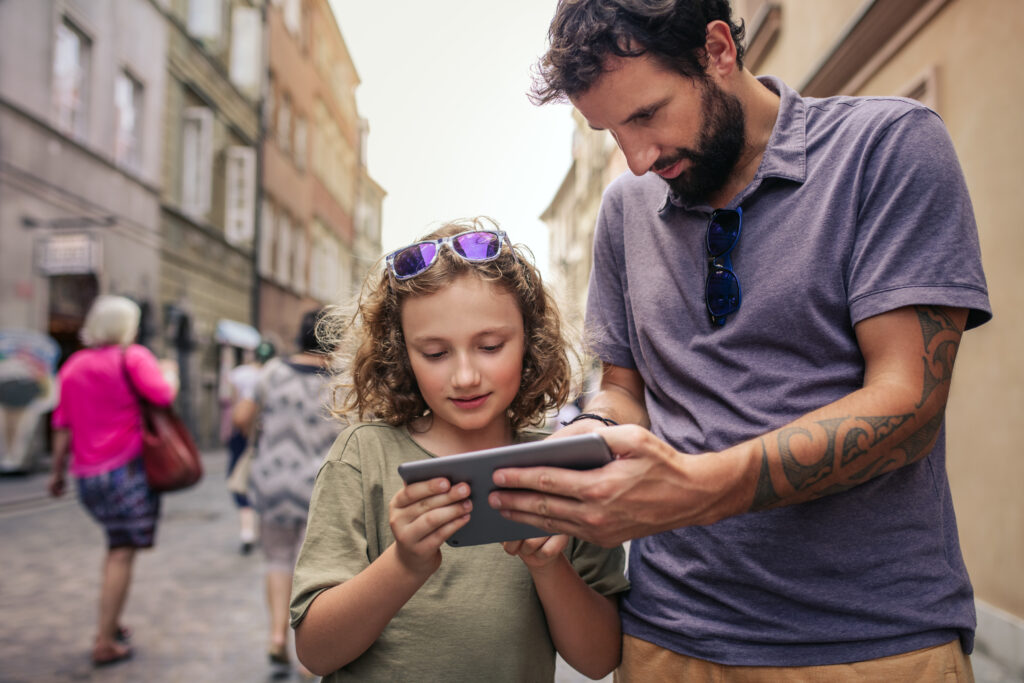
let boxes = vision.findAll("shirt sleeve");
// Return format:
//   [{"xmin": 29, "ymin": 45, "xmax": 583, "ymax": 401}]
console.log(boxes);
[
  {"xmin": 124, "ymin": 344, "xmax": 175, "ymax": 406},
  {"xmin": 847, "ymin": 106, "xmax": 991, "ymax": 329},
  {"xmin": 568, "ymin": 538, "xmax": 630, "ymax": 597},
  {"xmin": 290, "ymin": 435, "xmax": 369, "ymax": 627},
  {"xmin": 585, "ymin": 180, "xmax": 639, "ymax": 369},
  {"xmin": 51, "ymin": 368, "xmax": 68, "ymax": 429}
]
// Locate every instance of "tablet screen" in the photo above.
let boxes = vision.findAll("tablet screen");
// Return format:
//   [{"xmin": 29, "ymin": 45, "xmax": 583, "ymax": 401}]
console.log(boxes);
[{"xmin": 397, "ymin": 433, "xmax": 612, "ymax": 546}]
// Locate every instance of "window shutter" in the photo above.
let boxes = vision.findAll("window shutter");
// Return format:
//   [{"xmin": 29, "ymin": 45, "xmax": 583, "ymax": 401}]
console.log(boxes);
[
  {"xmin": 182, "ymin": 107, "xmax": 214, "ymax": 216},
  {"xmin": 292, "ymin": 224, "xmax": 307, "ymax": 294},
  {"xmin": 229, "ymin": 7, "xmax": 261, "ymax": 95},
  {"xmin": 224, "ymin": 146, "xmax": 256, "ymax": 246},
  {"xmin": 188, "ymin": 0, "xmax": 223, "ymax": 40},
  {"xmin": 275, "ymin": 213, "xmax": 292, "ymax": 284}
]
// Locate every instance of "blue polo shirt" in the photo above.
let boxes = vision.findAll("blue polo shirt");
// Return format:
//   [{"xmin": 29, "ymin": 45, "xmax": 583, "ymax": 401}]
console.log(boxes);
[{"xmin": 586, "ymin": 76, "xmax": 991, "ymax": 665}]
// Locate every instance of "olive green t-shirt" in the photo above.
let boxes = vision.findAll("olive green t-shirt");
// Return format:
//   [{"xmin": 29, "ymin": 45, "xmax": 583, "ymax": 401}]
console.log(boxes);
[{"xmin": 291, "ymin": 422, "xmax": 629, "ymax": 682}]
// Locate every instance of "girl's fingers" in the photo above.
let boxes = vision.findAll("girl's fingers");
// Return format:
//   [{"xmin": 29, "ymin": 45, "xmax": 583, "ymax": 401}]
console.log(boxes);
[
  {"xmin": 391, "ymin": 477, "xmax": 454, "ymax": 507},
  {"xmin": 392, "ymin": 496, "xmax": 473, "ymax": 548}
]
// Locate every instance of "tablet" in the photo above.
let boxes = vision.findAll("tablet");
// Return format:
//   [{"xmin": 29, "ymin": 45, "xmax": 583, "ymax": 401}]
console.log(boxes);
[{"xmin": 397, "ymin": 433, "xmax": 613, "ymax": 547}]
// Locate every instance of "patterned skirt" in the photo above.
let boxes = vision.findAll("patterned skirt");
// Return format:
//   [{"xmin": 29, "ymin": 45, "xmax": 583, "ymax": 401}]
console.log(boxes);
[{"xmin": 77, "ymin": 457, "xmax": 160, "ymax": 549}]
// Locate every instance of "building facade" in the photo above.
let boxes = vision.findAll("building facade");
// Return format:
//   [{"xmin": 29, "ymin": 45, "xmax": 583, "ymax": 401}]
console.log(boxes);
[
  {"xmin": 154, "ymin": 0, "xmax": 262, "ymax": 446},
  {"xmin": 1, "ymin": 0, "xmax": 169, "ymax": 358},
  {"xmin": 0, "ymin": 0, "xmax": 170, "ymax": 467},
  {"xmin": 257, "ymin": 0, "xmax": 378, "ymax": 350},
  {"xmin": 543, "ymin": 0, "xmax": 1024, "ymax": 677}
]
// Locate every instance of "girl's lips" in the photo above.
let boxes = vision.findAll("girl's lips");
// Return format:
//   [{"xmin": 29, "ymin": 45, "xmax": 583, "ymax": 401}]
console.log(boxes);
[{"xmin": 450, "ymin": 394, "xmax": 489, "ymax": 410}]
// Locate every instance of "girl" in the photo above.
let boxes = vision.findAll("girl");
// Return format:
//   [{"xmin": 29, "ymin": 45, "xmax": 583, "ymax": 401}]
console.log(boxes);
[{"xmin": 290, "ymin": 218, "xmax": 627, "ymax": 681}]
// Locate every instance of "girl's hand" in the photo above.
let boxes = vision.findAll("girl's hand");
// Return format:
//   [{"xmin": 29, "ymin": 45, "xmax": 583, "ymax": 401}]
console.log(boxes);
[
  {"xmin": 388, "ymin": 477, "xmax": 472, "ymax": 577},
  {"xmin": 501, "ymin": 534, "xmax": 569, "ymax": 571}
]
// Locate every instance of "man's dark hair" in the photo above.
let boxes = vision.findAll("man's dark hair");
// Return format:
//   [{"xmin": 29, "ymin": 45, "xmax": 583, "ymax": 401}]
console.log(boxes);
[{"xmin": 530, "ymin": 0, "xmax": 745, "ymax": 105}]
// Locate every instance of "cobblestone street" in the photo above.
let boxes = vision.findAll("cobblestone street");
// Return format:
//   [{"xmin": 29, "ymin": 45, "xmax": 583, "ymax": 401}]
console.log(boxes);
[{"xmin": 0, "ymin": 452, "xmax": 607, "ymax": 682}]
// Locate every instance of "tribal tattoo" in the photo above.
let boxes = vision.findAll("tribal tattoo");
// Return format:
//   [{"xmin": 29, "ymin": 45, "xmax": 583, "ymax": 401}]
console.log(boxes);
[{"xmin": 748, "ymin": 306, "xmax": 963, "ymax": 512}]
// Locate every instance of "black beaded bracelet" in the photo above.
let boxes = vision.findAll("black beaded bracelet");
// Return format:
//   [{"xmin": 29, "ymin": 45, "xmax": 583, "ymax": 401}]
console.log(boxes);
[{"xmin": 560, "ymin": 412, "xmax": 619, "ymax": 427}]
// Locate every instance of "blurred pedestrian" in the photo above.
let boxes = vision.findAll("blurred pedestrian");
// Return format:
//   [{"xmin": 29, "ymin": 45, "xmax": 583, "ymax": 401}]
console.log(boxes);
[
  {"xmin": 48, "ymin": 295, "xmax": 176, "ymax": 667},
  {"xmin": 225, "ymin": 339, "xmax": 275, "ymax": 554},
  {"xmin": 234, "ymin": 309, "xmax": 342, "ymax": 679}
]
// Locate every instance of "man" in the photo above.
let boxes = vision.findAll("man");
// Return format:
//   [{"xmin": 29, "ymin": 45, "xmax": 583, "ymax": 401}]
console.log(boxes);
[{"xmin": 488, "ymin": 0, "xmax": 991, "ymax": 679}]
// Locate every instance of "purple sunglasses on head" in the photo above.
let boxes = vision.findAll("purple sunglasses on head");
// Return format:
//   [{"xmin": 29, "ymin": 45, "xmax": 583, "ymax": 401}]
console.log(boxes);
[{"xmin": 385, "ymin": 230, "xmax": 515, "ymax": 280}]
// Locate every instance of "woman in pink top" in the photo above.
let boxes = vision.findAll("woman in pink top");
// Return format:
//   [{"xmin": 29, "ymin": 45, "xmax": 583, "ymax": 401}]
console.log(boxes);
[{"xmin": 48, "ymin": 295, "xmax": 176, "ymax": 667}]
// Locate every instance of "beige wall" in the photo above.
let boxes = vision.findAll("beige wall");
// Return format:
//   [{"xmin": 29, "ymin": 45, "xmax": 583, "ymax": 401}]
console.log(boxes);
[{"xmin": 737, "ymin": 0, "xmax": 1024, "ymax": 622}]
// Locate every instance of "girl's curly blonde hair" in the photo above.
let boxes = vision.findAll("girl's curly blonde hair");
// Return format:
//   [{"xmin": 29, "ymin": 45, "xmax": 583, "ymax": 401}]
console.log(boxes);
[{"xmin": 322, "ymin": 217, "xmax": 576, "ymax": 434}]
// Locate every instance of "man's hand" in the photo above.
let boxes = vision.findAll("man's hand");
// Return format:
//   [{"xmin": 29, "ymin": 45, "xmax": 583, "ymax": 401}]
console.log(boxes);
[{"xmin": 489, "ymin": 425, "xmax": 746, "ymax": 547}]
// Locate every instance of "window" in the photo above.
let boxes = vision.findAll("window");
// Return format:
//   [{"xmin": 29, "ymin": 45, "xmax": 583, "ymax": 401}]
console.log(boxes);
[
  {"xmin": 181, "ymin": 107, "xmax": 214, "ymax": 216},
  {"xmin": 188, "ymin": 0, "xmax": 223, "ymax": 40},
  {"xmin": 224, "ymin": 146, "xmax": 256, "ymax": 246},
  {"xmin": 294, "ymin": 116, "xmax": 307, "ymax": 171},
  {"xmin": 310, "ymin": 221, "xmax": 340, "ymax": 302},
  {"xmin": 229, "ymin": 6, "xmax": 261, "ymax": 94},
  {"xmin": 53, "ymin": 18, "xmax": 91, "ymax": 139},
  {"xmin": 114, "ymin": 71, "xmax": 143, "ymax": 170},
  {"xmin": 275, "ymin": 212, "xmax": 292, "ymax": 284},
  {"xmin": 292, "ymin": 224, "xmax": 307, "ymax": 294},
  {"xmin": 277, "ymin": 94, "xmax": 291, "ymax": 154},
  {"xmin": 900, "ymin": 66, "xmax": 939, "ymax": 112}
]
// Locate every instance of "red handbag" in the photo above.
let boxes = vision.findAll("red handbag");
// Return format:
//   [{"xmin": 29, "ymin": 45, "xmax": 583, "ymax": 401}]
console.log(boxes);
[{"xmin": 122, "ymin": 349, "xmax": 202, "ymax": 492}]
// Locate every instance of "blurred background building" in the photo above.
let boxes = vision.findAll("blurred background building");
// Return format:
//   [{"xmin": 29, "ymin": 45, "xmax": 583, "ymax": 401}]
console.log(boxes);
[
  {"xmin": 542, "ymin": 0, "xmax": 1024, "ymax": 679},
  {"xmin": 0, "ymin": 0, "xmax": 383, "ymax": 455}
]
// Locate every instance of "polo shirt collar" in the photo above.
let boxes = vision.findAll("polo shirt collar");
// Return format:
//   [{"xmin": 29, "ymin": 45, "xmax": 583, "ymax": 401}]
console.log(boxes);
[{"xmin": 660, "ymin": 75, "xmax": 808, "ymax": 213}]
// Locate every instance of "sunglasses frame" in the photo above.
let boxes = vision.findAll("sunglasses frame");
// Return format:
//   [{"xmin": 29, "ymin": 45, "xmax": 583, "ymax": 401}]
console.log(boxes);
[
  {"xmin": 704, "ymin": 208, "xmax": 743, "ymax": 326},
  {"xmin": 385, "ymin": 229, "xmax": 515, "ymax": 281}
]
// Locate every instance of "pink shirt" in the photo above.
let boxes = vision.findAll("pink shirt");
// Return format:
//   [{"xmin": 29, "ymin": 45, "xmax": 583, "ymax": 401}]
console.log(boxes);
[{"xmin": 52, "ymin": 344, "xmax": 175, "ymax": 477}]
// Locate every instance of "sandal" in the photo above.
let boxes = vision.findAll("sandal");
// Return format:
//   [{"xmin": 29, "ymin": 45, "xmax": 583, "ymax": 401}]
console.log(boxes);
[
  {"xmin": 268, "ymin": 649, "xmax": 291, "ymax": 679},
  {"xmin": 116, "ymin": 625, "xmax": 132, "ymax": 642},
  {"xmin": 93, "ymin": 643, "xmax": 133, "ymax": 667}
]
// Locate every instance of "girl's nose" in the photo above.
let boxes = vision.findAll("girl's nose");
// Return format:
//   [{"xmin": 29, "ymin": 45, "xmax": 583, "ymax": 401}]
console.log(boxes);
[{"xmin": 452, "ymin": 354, "xmax": 480, "ymax": 387}]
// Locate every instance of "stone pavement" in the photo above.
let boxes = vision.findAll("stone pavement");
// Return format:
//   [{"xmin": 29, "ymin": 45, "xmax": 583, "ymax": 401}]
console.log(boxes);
[{"xmin": 0, "ymin": 452, "xmax": 606, "ymax": 683}]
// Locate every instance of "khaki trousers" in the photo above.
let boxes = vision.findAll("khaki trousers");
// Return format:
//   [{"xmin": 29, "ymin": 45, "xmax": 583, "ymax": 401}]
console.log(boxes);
[{"xmin": 616, "ymin": 635, "xmax": 974, "ymax": 682}]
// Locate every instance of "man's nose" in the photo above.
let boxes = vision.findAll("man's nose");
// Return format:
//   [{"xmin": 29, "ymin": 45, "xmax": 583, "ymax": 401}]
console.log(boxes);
[{"xmin": 617, "ymin": 132, "xmax": 659, "ymax": 176}]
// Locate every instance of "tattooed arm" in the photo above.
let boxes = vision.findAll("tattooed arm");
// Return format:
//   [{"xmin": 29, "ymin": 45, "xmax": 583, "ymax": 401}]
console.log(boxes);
[
  {"xmin": 747, "ymin": 304, "xmax": 964, "ymax": 511},
  {"xmin": 489, "ymin": 305, "xmax": 966, "ymax": 547}
]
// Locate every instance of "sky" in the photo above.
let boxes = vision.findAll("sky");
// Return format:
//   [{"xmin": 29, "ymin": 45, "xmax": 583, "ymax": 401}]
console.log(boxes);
[{"xmin": 328, "ymin": 1, "xmax": 576, "ymax": 273}]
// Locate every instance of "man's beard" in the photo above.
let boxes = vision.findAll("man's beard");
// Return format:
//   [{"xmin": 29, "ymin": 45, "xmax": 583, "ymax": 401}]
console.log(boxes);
[{"xmin": 655, "ymin": 80, "xmax": 746, "ymax": 205}]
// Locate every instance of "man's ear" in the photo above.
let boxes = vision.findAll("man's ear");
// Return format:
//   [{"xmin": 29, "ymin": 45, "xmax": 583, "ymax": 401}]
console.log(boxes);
[{"xmin": 704, "ymin": 20, "xmax": 739, "ymax": 77}]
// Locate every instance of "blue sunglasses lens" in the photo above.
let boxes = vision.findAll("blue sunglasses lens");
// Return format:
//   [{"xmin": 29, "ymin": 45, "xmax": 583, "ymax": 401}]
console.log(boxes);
[
  {"xmin": 392, "ymin": 243, "xmax": 438, "ymax": 279},
  {"xmin": 452, "ymin": 231, "xmax": 501, "ymax": 260},
  {"xmin": 706, "ymin": 267, "xmax": 741, "ymax": 322},
  {"xmin": 706, "ymin": 211, "xmax": 741, "ymax": 257}
]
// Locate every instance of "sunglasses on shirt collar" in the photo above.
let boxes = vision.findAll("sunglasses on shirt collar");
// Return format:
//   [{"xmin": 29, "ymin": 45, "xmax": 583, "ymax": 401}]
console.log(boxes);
[
  {"xmin": 385, "ymin": 229, "xmax": 516, "ymax": 280},
  {"xmin": 705, "ymin": 207, "xmax": 743, "ymax": 326}
]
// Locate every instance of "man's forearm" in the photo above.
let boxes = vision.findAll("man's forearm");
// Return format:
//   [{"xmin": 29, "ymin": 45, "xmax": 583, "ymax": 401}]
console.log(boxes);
[
  {"xmin": 584, "ymin": 363, "xmax": 650, "ymax": 429},
  {"xmin": 737, "ymin": 306, "xmax": 965, "ymax": 514}
]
